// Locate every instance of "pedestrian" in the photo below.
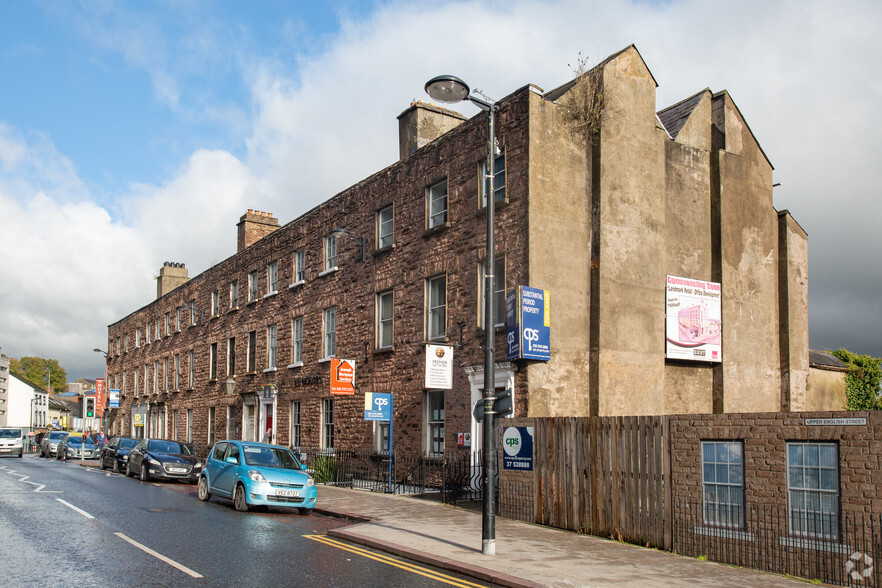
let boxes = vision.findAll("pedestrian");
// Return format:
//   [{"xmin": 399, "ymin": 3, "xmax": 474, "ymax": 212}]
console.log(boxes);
[
  {"xmin": 96, "ymin": 429, "xmax": 107, "ymax": 448},
  {"xmin": 262, "ymin": 427, "xmax": 273, "ymax": 444}
]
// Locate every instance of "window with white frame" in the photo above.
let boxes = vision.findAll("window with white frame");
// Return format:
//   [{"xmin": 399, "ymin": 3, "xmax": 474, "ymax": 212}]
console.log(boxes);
[
  {"xmin": 164, "ymin": 313, "xmax": 170, "ymax": 336},
  {"xmin": 425, "ymin": 390, "xmax": 445, "ymax": 456},
  {"xmin": 210, "ymin": 342, "xmax": 218, "ymax": 380},
  {"xmin": 230, "ymin": 280, "xmax": 239, "ymax": 309},
  {"xmin": 290, "ymin": 401, "xmax": 301, "ymax": 449},
  {"xmin": 211, "ymin": 290, "xmax": 219, "ymax": 316},
  {"xmin": 227, "ymin": 337, "xmax": 235, "ymax": 376},
  {"xmin": 144, "ymin": 365, "xmax": 149, "ymax": 395},
  {"xmin": 153, "ymin": 360, "xmax": 159, "ymax": 393},
  {"xmin": 122, "ymin": 372, "xmax": 127, "ymax": 397},
  {"xmin": 377, "ymin": 205, "xmax": 393, "ymax": 248},
  {"xmin": 324, "ymin": 236, "xmax": 337, "ymax": 271},
  {"xmin": 174, "ymin": 354, "xmax": 180, "ymax": 390},
  {"xmin": 377, "ymin": 290, "xmax": 393, "ymax": 349},
  {"xmin": 267, "ymin": 325, "xmax": 277, "ymax": 369},
  {"xmin": 267, "ymin": 261, "xmax": 278, "ymax": 294},
  {"xmin": 188, "ymin": 350, "xmax": 195, "ymax": 388},
  {"xmin": 134, "ymin": 370, "xmax": 139, "ymax": 397},
  {"xmin": 208, "ymin": 406, "xmax": 216, "ymax": 445},
  {"xmin": 291, "ymin": 317, "xmax": 303, "ymax": 365},
  {"xmin": 125, "ymin": 333, "xmax": 130, "ymax": 352},
  {"xmin": 136, "ymin": 328, "xmax": 141, "ymax": 347},
  {"xmin": 226, "ymin": 406, "xmax": 234, "ymax": 439},
  {"xmin": 146, "ymin": 322, "xmax": 152, "ymax": 344},
  {"xmin": 787, "ymin": 442, "xmax": 839, "ymax": 539},
  {"xmin": 480, "ymin": 255, "xmax": 506, "ymax": 328},
  {"xmin": 293, "ymin": 249, "xmax": 306, "ymax": 284},
  {"xmin": 172, "ymin": 410, "xmax": 178, "ymax": 440},
  {"xmin": 480, "ymin": 153, "xmax": 506, "ymax": 207},
  {"xmin": 426, "ymin": 275, "xmax": 446, "ymax": 341},
  {"xmin": 701, "ymin": 441, "xmax": 744, "ymax": 528},
  {"xmin": 323, "ymin": 307, "xmax": 336, "ymax": 359},
  {"xmin": 247, "ymin": 331, "xmax": 256, "ymax": 372},
  {"xmin": 248, "ymin": 271, "xmax": 258, "ymax": 302},
  {"xmin": 187, "ymin": 409, "xmax": 193, "ymax": 443},
  {"xmin": 189, "ymin": 300, "xmax": 197, "ymax": 326},
  {"xmin": 322, "ymin": 398, "xmax": 334, "ymax": 450},
  {"xmin": 156, "ymin": 317, "xmax": 161, "ymax": 338},
  {"xmin": 176, "ymin": 309, "xmax": 181, "ymax": 331},
  {"xmin": 427, "ymin": 179, "xmax": 448, "ymax": 229},
  {"xmin": 163, "ymin": 357, "xmax": 169, "ymax": 392}
]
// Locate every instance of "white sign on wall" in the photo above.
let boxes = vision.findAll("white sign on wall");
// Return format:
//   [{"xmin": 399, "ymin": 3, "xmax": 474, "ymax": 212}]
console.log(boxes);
[
  {"xmin": 424, "ymin": 344, "xmax": 453, "ymax": 389},
  {"xmin": 665, "ymin": 275, "xmax": 722, "ymax": 363}
]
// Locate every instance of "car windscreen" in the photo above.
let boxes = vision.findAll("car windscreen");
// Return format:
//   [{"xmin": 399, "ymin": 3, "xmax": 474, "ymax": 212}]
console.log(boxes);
[
  {"xmin": 49, "ymin": 432, "xmax": 68, "ymax": 440},
  {"xmin": 146, "ymin": 440, "xmax": 193, "ymax": 455},
  {"xmin": 118, "ymin": 439, "xmax": 139, "ymax": 450},
  {"xmin": 0, "ymin": 429, "xmax": 22, "ymax": 438},
  {"xmin": 241, "ymin": 445, "xmax": 301, "ymax": 469}
]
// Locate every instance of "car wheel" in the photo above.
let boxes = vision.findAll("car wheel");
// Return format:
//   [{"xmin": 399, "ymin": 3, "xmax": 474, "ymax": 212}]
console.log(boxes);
[
  {"xmin": 125, "ymin": 463, "xmax": 133, "ymax": 477},
  {"xmin": 197, "ymin": 476, "xmax": 211, "ymax": 501},
  {"xmin": 112, "ymin": 460, "xmax": 120, "ymax": 473},
  {"xmin": 140, "ymin": 463, "xmax": 150, "ymax": 482},
  {"xmin": 233, "ymin": 484, "xmax": 249, "ymax": 512},
  {"xmin": 99, "ymin": 457, "xmax": 107, "ymax": 471},
  {"xmin": 298, "ymin": 507, "xmax": 313, "ymax": 516}
]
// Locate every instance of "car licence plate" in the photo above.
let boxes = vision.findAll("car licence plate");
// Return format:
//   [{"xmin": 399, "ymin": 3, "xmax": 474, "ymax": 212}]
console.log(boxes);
[
  {"xmin": 167, "ymin": 467, "xmax": 187, "ymax": 473},
  {"xmin": 275, "ymin": 489, "xmax": 300, "ymax": 497}
]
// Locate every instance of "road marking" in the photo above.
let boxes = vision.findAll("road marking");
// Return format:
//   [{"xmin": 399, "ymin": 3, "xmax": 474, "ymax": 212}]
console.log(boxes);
[
  {"xmin": 0, "ymin": 465, "xmax": 60, "ymax": 493},
  {"xmin": 304, "ymin": 535, "xmax": 486, "ymax": 587},
  {"xmin": 56, "ymin": 498, "xmax": 95, "ymax": 519},
  {"xmin": 115, "ymin": 533, "xmax": 203, "ymax": 579}
]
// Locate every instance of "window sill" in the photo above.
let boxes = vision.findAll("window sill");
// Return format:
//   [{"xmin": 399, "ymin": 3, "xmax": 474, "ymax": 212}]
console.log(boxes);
[
  {"xmin": 263, "ymin": 291, "xmax": 278, "ymax": 300},
  {"xmin": 287, "ymin": 362, "xmax": 303, "ymax": 369},
  {"xmin": 246, "ymin": 299, "xmax": 258, "ymax": 306},
  {"xmin": 318, "ymin": 267, "xmax": 338, "ymax": 277},
  {"xmin": 228, "ymin": 306, "xmax": 239, "ymax": 314},
  {"xmin": 317, "ymin": 356, "xmax": 334, "ymax": 364},
  {"xmin": 289, "ymin": 280, "xmax": 305, "ymax": 289},
  {"xmin": 262, "ymin": 367, "xmax": 277, "ymax": 373},
  {"xmin": 374, "ymin": 347, "xmax": 394, "ymax": 355},
  {"xmin": 423, "ymin": 222, "xmax": 450, "ymax": 237},
  {"xmin": 209, "ymin": 314, "xmax": 219, "ymax": 321},
  {"xmin": 693, "ymin": 526, "xmax": 755, "ymax": 541},
  {"xmin": 477, "ymin": 198, "xmax": 510, "ymax": 214},
  {"xmin": 778, "ymin": 536, "xmax": 852, "ymax": 554},
  {"xmin": 375, "ymin": 243, "xmax": 395, "ymax": 255}
]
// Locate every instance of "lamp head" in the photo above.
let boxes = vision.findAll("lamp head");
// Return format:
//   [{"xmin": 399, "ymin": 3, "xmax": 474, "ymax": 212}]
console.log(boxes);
[{"xmin": 425, "ymin": 75, "xmax": 470, "ymax": 103}]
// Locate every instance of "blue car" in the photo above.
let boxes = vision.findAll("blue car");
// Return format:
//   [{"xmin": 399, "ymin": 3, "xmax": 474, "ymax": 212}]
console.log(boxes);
[{"xmin": 198, "ymin": 440, "xmax": 316, "ymax": 514}]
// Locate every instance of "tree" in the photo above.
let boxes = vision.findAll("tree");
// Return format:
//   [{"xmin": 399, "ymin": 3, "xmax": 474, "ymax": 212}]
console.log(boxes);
[
  {"xmin": 9, "ymin": 357, "xmax": 68, "ymax": 392},
  {"xmin": 831, "ymin": 349, "xmax": 882, "ymax": 410}
]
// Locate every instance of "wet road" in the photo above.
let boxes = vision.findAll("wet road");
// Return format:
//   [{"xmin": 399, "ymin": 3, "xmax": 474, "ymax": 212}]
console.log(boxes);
[{"xmin": 0, "ymin": 455, "xmax": 487, "ymax": 587}]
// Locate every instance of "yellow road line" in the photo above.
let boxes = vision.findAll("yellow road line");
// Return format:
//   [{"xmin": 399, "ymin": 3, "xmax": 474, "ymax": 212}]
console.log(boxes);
[{"xmin": 304, "ymin": 535, "xmax": 486, "ymax": 588}]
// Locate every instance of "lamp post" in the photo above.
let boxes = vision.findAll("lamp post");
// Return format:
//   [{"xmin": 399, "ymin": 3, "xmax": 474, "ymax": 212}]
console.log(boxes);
[
  {"xmin": 331, "ymin": 228, "xmax": 367, "ymax": 262},
  {"xmin": 425, "ymin": 74, "xmax": 499, "ymax": 556}
]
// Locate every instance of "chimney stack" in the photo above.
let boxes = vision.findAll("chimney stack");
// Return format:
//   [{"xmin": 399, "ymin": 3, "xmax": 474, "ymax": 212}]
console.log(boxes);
[
  {"xmin": 397, "ymin": 100, "xmax": 467, "ymax": 161},
  {"xmin": 157, "ymin": 262, "xmax": 189, "ymax": 299},
  {"xmin": 237, "ymin": 209, "xmax": 280, "ymax": 252}
]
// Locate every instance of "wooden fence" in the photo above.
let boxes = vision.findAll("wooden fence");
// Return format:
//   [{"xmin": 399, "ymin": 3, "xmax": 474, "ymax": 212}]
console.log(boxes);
[{"xmin": 526, "ymin": 416, "xmax": 671, "ymax": 549}]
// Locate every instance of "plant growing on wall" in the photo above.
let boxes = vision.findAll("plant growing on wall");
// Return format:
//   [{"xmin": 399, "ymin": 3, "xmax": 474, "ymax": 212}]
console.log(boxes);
[
  {"xmin": 831, "ymin": 348, "xmax": 882, "ymax": 410},
  {"xmin": 560, "ymin": 52, "xmax": 604, "ymax": 145}
]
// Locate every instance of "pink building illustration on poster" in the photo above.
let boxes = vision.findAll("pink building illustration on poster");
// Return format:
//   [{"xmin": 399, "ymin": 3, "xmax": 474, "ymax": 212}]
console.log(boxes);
[{"xmin": 677, "ymin": 302, "xmax": 721, "ymax": 345}]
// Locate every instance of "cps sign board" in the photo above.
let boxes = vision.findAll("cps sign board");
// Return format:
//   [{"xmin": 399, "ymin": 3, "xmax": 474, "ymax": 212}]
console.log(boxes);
[
  {"xmin": 502, "ymin": 426, "xmax": 534, "ymax": 471},
  {"xmin": 109, "ymin": 389, "xmax": 120, "ymax": 409},
  {"xmin": 364, "ymin": 392, "xmax": 392, "ymax": 421},
  {"xmin": 506, "ymin": 286, "xmax": 551, "ymax": 362}
]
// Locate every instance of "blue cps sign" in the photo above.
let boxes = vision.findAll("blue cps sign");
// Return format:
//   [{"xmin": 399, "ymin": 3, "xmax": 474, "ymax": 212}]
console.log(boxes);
[
  {"xmin": 502, "ymin": 426, "xmax": 534, "ymax": 471},
  {"xmin": 364, "ymin": 392, "xmax": 392, "ymax": 421},
  {"xmin": 506, "ymin": 286, "xmax": 551, "ymax": 361}
]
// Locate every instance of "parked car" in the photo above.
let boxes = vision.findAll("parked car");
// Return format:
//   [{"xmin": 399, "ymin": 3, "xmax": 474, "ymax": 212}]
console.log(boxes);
[
  {"xmin": 39, "ymin": 431, "xmax": 69, "ymax": 458},
  {"xmin": 99, "ymin": 436, "xmax": 140, "ymax": 472},
  {"xmin": 198, "ymin": 440, "xmax": 316, "ymax": 514},
  {"xmin": 125, "ymin": 439, "xmax": 202, "ymax": 483},
  {"xmin": 57, "ymin": 435, "xmax": 99, "ymax": 461},
  {"xmin": 0, "ymin": 428, "xmax": 24, "ymax": 458}
]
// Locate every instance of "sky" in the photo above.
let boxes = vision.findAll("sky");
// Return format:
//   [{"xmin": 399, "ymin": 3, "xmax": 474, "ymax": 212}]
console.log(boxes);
[{"xmin": 1, "ymin": 0, "xmax": 880, "ymax": 381}]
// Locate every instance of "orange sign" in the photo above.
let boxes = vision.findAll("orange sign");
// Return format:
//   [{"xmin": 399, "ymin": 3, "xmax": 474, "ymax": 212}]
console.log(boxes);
[
  {"xmin": 96, "ymin": 378, "xmax": 106, "ymax": 415},
  {"xmin": 330, "ymin": 359, "xmax": 355, "ymax": 395}
]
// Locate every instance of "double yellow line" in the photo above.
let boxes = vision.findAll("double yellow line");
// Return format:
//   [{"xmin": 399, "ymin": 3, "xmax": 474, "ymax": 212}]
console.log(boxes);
[{"xmin": 304, "ymin": 535, "xmax": 487, "ymax": 588}]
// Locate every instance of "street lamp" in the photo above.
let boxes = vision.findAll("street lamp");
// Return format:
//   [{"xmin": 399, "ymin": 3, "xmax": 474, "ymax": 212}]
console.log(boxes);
[
  {"xmin": 425, "ymin": 74, "xmax": 499, "ymax": 556},
  {"xmin": 331, "ymin": 228, "xmax": 367, "ymax": 262}
]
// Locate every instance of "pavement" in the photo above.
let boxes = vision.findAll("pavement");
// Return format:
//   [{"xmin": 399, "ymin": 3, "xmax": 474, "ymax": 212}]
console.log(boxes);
[{"xmin": 314, "ymin": 485, "xmax": 816, "ymax": 588}]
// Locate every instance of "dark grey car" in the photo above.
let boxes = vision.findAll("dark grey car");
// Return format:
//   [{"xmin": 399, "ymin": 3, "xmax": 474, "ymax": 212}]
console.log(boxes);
[{"xmin": 99, "ymin": 436, "xmax": 139, "ymax": 472}]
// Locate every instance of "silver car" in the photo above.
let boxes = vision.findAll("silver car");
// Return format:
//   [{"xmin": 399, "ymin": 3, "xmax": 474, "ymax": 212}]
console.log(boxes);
[{"xmin": 39, "ymin": 431, "xmax": 69, "ymax": 458}]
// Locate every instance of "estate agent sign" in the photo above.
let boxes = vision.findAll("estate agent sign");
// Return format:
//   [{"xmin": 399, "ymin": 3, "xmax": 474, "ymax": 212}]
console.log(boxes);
[{"xmin": 506, "ymin": 286, "xmax": 551, "ymax": 362}]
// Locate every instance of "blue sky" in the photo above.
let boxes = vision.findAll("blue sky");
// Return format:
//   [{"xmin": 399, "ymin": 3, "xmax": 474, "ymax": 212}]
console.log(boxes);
[{"xmin": 1, "ymin": 0, "xmax": 880, "ymax": 380}]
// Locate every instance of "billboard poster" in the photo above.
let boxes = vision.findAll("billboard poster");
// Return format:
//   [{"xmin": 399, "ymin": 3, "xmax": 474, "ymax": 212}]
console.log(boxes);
[
  {"xmin": 665, "ymin": 275, "xmax": 722, "ymax": 363},
  {"xmin": 330, "ymin": 358, "xmax": 356, "ymax": 395},
  {"xmin": 424, "ymin": 344, "xmax": 453, "ymax": 389},
  {"xmin": 109, "ymin": 389, "xmax": 120, "ymax": 409},
  {"xmin": 506, "ymin": 286, "xmax": 551, "ymax": 362},
  {"xmin": 364, "ymin": 392, "xmax": 392, "ymax": 421},
  {"xmin": 502, "ymin": 426, "xmax": 534, "ymax": 471}
]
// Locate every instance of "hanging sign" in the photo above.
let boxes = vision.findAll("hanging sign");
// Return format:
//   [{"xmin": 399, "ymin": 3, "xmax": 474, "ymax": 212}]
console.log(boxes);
[
  {"xmin": 506, "ymin": 286, "xmax": 551, "ymax": 361},
  {"xmin": 364, "ymin": 392, "xmax": 392, "ymax": 421},
  {"xmin": 424, "ymin": 344, "xmax": 453, "ymax": 389},
  {"xmin": 330, "ymin": 358, "xmax": 355, "ymax": 395},
  {"xmin": 109, "ymin": 389, "xmax": 120, "ymax": 408},
  {"xmin": 96, "ymin": 378, "xmax": 106, "ymax": 412}
]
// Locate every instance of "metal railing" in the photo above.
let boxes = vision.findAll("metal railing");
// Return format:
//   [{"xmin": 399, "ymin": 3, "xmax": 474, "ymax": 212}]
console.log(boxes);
[{"xmin": 673, "ymin": 499, "xmax": 881, "ymax": 587}]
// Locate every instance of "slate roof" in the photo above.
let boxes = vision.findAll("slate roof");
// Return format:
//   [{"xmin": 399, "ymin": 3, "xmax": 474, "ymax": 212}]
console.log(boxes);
[
  {"xmin": 809, "ymin": 350, "xmax": 849, "ymax": 371},
  {"xmin": 657, "ymin": 89, "xmax": 709, "ymax": 140}
]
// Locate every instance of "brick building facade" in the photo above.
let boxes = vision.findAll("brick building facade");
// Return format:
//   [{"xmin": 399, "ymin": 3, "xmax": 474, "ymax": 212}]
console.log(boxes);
[{"xmin": 104, "ymin": 45, "xmax": 819, "ymax": 456}]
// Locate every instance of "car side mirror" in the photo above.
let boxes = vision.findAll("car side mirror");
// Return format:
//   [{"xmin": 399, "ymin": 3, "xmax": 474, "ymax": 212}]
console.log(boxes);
[{"xmin": 225, "ymin": 456, "xmax": 238, "ymax": 465}]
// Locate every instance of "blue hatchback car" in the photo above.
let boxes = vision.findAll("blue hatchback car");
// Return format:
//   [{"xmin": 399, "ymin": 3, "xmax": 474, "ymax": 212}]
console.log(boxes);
[{"xmin": 198, "ymin": 440, "xmax": 316, "ymax": 514}]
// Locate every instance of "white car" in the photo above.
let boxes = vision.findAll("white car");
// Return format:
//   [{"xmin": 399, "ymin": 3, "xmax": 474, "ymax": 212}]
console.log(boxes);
[{"xmin": 0, "ymin": 428, "xmax": 25, "ymax": 458}]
